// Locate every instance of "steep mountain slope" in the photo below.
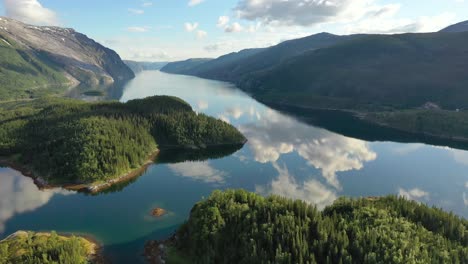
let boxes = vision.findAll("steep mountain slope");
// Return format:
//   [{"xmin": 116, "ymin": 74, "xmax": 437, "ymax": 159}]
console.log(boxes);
[
  {"xmin": 440, "ymin": 20, "xmax": 468, "ymax": 33},
  {"xmin": 173, "ymin": 48, "xmax": 265, "ymax": 79},
  {"xmin": 161, "ymin": 58, "xmax": 212, "ymax": 75},
  {"xmin": 240, "ymin": 32, "xmax": 468, "ymax": 110},
  {"xmin": 0, "ymin": 17, "xmax": 134, "ymax": 100},
  {"xmin": 161, "ymin": 33, "xmax": 358, "ymax": 82},
  {"xmin": 124, "ymin": 60, "xmax": 168, "ymax": 74}
]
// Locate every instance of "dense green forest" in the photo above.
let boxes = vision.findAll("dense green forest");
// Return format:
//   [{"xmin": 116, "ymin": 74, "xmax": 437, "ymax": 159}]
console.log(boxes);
[
  {"xmin": 241, "ymin": 32, "xmax": 468, "ymax": 111},
  {"xmin": 0, "ymin": 231, "xmax": 95, "ymax": 264},
  {"xmin": 172, "ymin": 190, "xmax": 468, "ymax": 264},
  {"xmin": 0, "ymin": 96, "xmax": 245, "ymax": 184}
]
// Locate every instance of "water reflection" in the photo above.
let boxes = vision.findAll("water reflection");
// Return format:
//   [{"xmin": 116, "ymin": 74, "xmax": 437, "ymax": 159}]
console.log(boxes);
[
  {"xmin": 168, "ymin": 162, "xmax": 227, "ymax": 184},
  {"xmin": 398, "ymin": 188, "xmax": 430, "ymax": 202},
  {"xmin": 240, "ymin": 109, "xmax": 377, "ymax": 189},
  {"xmin": 256, "ymin": 163, "xmax": 337, "ymax": 209},
  {"xmin": 0, "ymin": 168, "xmax": 74, "ymax": 233}
]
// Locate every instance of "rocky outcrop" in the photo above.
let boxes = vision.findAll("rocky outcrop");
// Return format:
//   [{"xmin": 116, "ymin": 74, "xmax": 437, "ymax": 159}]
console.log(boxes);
[{"xmin": 0, "ymin": 17, "xmax": 134, "ymax": 92}]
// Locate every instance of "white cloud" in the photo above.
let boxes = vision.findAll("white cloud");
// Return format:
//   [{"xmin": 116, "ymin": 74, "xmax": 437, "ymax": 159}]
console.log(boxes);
[
  {"xmin": 126, "ymin": 26, "xmax": 150, "ymax": 33},
  {"xmin": 184, "ymin": 22, "xmax": 199, "ymax": 32},
  {"xmin": 196, "ymin": 30, "xmax": 208, "ymax": 39},
  {"xmin": 234, "ymin": 0, "xmax": 380, "ymax": 26},
  {"xmin": 225, "ymin": 22, "xmax": 244, "ymax": 33},
  {"xmin": 346, "ymin": 11, "xmax": 457, "ymax": 34},
  {"xmin": 234, "ymin": 0, "xmax": 456, "ymax": 35},
  {"xmin": 256, "ymin": 163, "xmax": 337, "ymax": 209},
  {"xmin": 128, "ymin": 8, "xmax": 145, "ymax": 15},
  {"xmin": 217, "ymin": 16, "xmax": 230, "ymax": 28},
  {"xmin": 4, "ymin": 0, "xmax": 59, "ymax": 26},
  {"xmin": 168, "ymin": 161, "xmax": 227, "ymax": 184},
  {"xmin": 142, "ymin": 1, "xmax": 153, "ymax": 7},
  {"xmin": 188, "ymin": 0, "xmax": 205, "ymax": 7},
  {"xmin": 0, "ymin": 169, "xmax": 74, "ymax": 233},
  {"xmin": 398, "ymin": 187, "xmax": 430, "ymax": 201}
]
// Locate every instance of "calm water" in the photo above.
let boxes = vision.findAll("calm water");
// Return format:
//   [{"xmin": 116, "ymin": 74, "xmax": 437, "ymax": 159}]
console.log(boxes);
[{"xmin": 1, "ymin": 71, "xmax": 467, "ymax": 263}]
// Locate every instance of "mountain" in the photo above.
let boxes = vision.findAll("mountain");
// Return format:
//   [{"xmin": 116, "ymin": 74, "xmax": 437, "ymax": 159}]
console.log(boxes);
[
  {"xmin": 160, "ymin": 58, "xmax": 212, "ymax": 75},
  {"xmin": 124, "ymin": 60, "xmax": 169, "ymax": 74},
  {"xmin": 161, "ymin": 33, "xmax": 358, "ymax": 82},
  {"xmin": 440, "ymin": 20, "xmax": 468, "ymax": 33},
  {"xmin": 240, "ymin": 32, "xmax": 468, "ymax": 110},
  {"xmin": 0, "ymin": 17, "xmax": 134, "ymax": 100}
]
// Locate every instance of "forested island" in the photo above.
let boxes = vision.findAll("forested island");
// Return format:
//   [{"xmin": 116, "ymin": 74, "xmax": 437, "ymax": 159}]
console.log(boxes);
[
  {"xmin": 0, "ymin": 96, "xmax": 246, "ymax": 190},
  {"xmin": 156, "ymin": 190, "xmax": 467, "ymax": 264},
  {"xmin": 0, "ymin": 231, "xmax": 100, "ymax": 264}
]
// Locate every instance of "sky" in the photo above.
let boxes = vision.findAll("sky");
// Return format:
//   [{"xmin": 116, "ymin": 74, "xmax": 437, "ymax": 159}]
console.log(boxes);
[{"xmin": 0, "ymin": 0, "xmax": 466, "ymax": 61}]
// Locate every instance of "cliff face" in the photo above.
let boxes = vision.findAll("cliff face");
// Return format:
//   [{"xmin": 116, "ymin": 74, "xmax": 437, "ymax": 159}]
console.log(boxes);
[{"xmin": 0, "ymin": 17, "xmax": 134, "ymax": 99}]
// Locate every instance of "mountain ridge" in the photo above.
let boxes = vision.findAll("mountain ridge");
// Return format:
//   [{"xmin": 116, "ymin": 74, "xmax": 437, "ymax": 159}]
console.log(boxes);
[
  {"xmin": 0, "ymin": 17, "xmax": 134, "ymax": 100},
  {"xmin": 440, "ymin": 20, "xmax": 468, "ymax": 33}
]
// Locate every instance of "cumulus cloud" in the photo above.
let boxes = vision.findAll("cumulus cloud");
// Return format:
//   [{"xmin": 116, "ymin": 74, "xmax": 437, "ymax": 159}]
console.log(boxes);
[
  {"xmin": 217, "ymin": 16, "xmax": 230, "ymax": 28},
  {"xmin": 196, "ymin": 30, "xmax": 208, "ymax": 39},
  {"xmin": 184, "ymin": 22, "xmax": 199, "ymax": 32},
  {"xmin": 3, "ymin": 0, "xmax": 59, "ymax": 26},
  {"xmin": 0, "ymin": 169, "xmax": 74, "ymax": 233},
  {"xmin": 234, "ymin": 0, "xmax": 456, "ymax": 35},
  {"xmin": 188, "ymin": 0, "xmax": 205, "ymax": 7},
  {"xmin": 256, "ymin": 163, "xmax": 337, "ymax": 209},
  {"xmin": 234, "ymin": 0, "xmax": 379, "ymax": 26},
  {"xmin": 225, "ymin": 22, "xmax": 244, "ymax": 33},
  {"xmin": 398, "ymin": 187, "xmax": 430, "ymax": 201},
  {"xmin": 168, "ymin": 161, "xmax": 227, "ymax": 184},
  {"xmin": 240, "ymin": 109, "xmax": 376, "ymax": 189},
  {"xmin": 142, "ymin": 2, "xmax": 153, "ymax": 7}
]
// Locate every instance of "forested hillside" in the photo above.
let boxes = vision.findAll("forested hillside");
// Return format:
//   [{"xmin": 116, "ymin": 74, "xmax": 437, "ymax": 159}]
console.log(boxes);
[
  {"xmin": 0, "ymin": 96, "xmax": 245, "ymax": 184},
  {"xmin": 241, "ymin": 31, "xmax": 468, "ymax": 110},
  {"xmin": 0, "ymin": 231, "xmax": 97, "ymax": 264},
  {"xmin": 160, "ymin": 58, "xmax": 212, "ymax": 75},
  {"xmin": 171, "ymin": 190, "xmax": 468, "ymax": 264},
  {"xmin": 161, "ymin": 33, "xmax": 355, "ymax": 82}
]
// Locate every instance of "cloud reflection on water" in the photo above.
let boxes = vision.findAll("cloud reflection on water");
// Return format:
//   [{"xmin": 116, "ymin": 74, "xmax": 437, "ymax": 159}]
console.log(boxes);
[
  {"xmin": 241, "ymin": 109, "xmax": 376, "ymax": 189},
  {"xmin": 0, "ymin": 169, "xmax": 74, "ymax": 233},
  {"xmin": 168, "ymin": 161, "xmax": 227, "ymax": 184},
  {"xmin": 256, "ymin": 163, "xmax": 338, "ymax": 209}
]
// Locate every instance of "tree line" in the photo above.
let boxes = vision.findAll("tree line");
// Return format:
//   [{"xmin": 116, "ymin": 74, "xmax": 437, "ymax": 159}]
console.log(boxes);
[{"xmin": 174, "ymin": 190, "xmax": 468, "ymax": 264}]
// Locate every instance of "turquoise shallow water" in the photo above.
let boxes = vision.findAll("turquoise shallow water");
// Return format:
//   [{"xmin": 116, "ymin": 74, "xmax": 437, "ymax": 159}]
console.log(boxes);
[{"xmin": 1, "ymin": 71, "xmax": 467, "ymax": 263}]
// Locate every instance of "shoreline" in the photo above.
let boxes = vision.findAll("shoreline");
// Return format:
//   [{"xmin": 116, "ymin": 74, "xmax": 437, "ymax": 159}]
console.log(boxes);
[
  {"xmin": 0, "ymin": 141, "xmax": 247, "ymax": 194},
  {"xmin": 0, "ymin": 149, "xmax": 160, "ymax": 194},
  {"xmin": 259, "ymin": 99, "xmax": 468, "ymax": 144}
]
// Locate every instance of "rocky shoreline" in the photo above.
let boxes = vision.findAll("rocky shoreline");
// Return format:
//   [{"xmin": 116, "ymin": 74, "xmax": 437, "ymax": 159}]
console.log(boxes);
[
  {"xmin": 144, "ymin": 234, "xmax": 178, "ymax": 264},
  {"xmin": 0, "ymin": 150, "xmax": 159, "ymax": 194}
]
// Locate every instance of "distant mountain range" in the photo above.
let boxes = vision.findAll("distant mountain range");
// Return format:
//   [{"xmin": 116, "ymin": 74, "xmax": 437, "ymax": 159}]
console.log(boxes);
[
  {"xmin": 161, "ymin": 20, "xmax": 468, "ymax": 110},
  {"xmin": 0, "ymin": 17, "xmax": 134, "ymax": 100},
  {"xmin": 124, "ymin": 60, "xmax": 169, "ymax": 74},
  {"xmin": 440, "ymin": 20, "xmax": 468, "ymax": 33}
]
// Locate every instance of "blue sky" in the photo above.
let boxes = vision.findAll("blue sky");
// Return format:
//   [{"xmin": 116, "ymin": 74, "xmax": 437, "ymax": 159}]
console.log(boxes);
[{"xmin": 1, "ymin": 0, "xmax": 467, "ymax": 61}]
